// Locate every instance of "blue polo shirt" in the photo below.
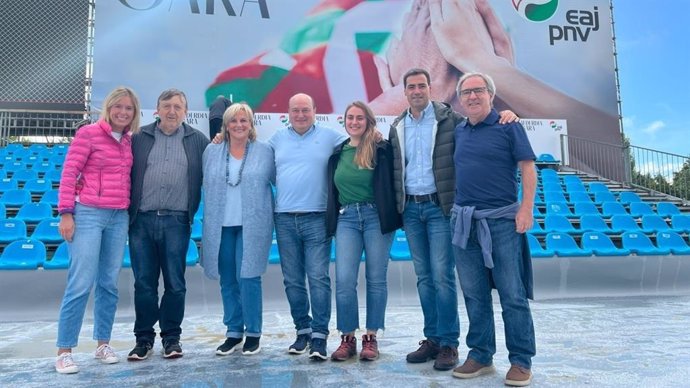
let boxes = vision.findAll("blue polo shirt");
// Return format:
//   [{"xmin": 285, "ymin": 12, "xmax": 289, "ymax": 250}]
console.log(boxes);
[
  {"xmin": 454, "ymin": 109, "xmax": 535, "ymax": 210},
  {"xmin": 269, "ymin": 124, "xmax": 347, "ymax": 213}
]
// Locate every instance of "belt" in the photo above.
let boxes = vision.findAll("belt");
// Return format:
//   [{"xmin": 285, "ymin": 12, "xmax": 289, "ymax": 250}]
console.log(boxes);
[
  {"xmin": 141, "ymin": 210, "xmax": 188, "ymax": 216},
  {"xmin": 406, "ymin": 193, "xmax": 439, "ymax": 204},
  {"xmin": 282, "ymin": 211, "xmax": 324, "ymax": 216}
]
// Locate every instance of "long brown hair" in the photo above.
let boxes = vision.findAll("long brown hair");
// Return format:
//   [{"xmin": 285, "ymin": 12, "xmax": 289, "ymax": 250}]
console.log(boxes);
[{"xmin": 344, "ymin": 101, "xmax": 377, "ymax": 169}]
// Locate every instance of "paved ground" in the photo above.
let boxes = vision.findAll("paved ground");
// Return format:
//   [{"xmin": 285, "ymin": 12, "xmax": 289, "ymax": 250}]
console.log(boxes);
[{"xmin": 2, "ymin": 293, "xmax": 690, "ymax": 387}]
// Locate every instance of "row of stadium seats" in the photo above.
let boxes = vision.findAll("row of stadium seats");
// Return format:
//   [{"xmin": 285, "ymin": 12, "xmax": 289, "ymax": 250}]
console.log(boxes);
[
  {"xmin": 1, "ymin": 170, "xmax": 62, "ymax": 184},
  {"xmin": 0, "ymin": 190, "xmax": 59, "ymax": 207},
  {"xmin": 0, "ymin": 238, "xmax": 199, "ymax": 270},
  {"xmin": 529, "ymin": 231, "xmax": 690, "ymax": 257},
  {"xmin": 534, "ymin": 201, "xmax": 682, "ymax": 218},
  {"xmin": 1, "ymin": 155, "xmax": 65, "ymax": 167},
  {"xmin": 530, "ymin": 214, "xmax": 690, "ymax": 234}
]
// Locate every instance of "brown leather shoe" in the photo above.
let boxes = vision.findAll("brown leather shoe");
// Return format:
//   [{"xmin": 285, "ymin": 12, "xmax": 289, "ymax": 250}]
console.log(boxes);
[
  {"xmin": 452, "ymin": 358, "xmax": 496, "ymax": 379},
  {"xmin": 433, "ymin": 346, "xmax": 458, "ymax": 371},
  {"xmin": 406, "ymin": 339, "xmax": 440, "ymax": 363},
  {"xmin": 505, "ymin": 364, "xmax": 532, "ymax": 387}
]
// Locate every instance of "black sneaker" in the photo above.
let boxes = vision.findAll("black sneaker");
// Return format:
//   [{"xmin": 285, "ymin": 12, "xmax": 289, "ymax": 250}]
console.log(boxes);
[
  {"xmin": 242, "ymin": 336, "xmax": 261, "ymax": 355},
  {"xmin": 216, "ymin": 337, "xmax": 243, "ymax": 356},
  {"xmin": 288, "ymin": 333, "xmax": 311, "ymax": 354},
  {"xmin": 127, "ymin": 342, "xmax": 153, "ymax": 361},
  {"xmin": 309, "ymin": 338, "xmax": 327, "ymax": 361},
  {"xmin": 163, "ymin": 340, "xmax": 183, "ymax": 359}
]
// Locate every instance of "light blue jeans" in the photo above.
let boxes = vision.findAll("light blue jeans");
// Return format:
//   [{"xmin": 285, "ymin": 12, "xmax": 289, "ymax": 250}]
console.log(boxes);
[
  {"xmin": 403, "ymin": 201, "xmax": 460, "ymax": 348},
  {"xmin": 335, "ymin": 203, "xmax": 394, "ymax": 333},
  {"xmin": 452, "ymin": 215, "xmax": 536, "ymax": 369},
  {"xmin": 56, "ymin": 203, "xmax": 129, "ymax": 348},
  {"xmin": 274, "ymin": 212, "xmax": 331, "ymax": 339},
  {"xmin": 218, "ymin": 226, "xmax": 262, "ymax": 338}
]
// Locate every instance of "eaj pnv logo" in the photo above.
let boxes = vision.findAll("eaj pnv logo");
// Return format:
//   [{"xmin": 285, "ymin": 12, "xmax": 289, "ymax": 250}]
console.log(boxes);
[{"xmin": 513, "ymin": 0, "xmax": 559, "ymax": 22}]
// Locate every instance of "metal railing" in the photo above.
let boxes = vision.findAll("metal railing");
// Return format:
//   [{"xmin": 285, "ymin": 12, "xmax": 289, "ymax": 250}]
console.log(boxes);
[
  {"xmin": 0, "ymin": 109, "xmax": 87, "ymax": 145},
  {"xmin": 560, "ymin": 134, "xmax": 690, "ymax": 202}
]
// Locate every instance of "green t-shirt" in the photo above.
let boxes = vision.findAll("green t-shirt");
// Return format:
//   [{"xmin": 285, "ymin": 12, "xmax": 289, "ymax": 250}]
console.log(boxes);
[{"xmin": 334, "ymin": 144, "xmax": 374, "ymax": 204}]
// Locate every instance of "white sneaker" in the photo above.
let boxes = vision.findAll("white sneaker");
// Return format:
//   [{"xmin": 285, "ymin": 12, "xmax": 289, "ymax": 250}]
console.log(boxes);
[
  {"xmin": 55, "ymin": 352, "xmax": 79, "ymax": 374},
  {"xmin": 95, "ymin": 344, "xmax": 119, "ymax": 364}
]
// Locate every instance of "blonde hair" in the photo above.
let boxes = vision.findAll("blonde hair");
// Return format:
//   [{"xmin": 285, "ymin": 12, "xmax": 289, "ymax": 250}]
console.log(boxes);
[
  {"xmin": 102, "ymin": 86, "xmax": 141, "ymax": 133},
  {"xmin": 344, "ymin": 101, "xmax": 377, "ymax": 169},
  {"xmin": 221, "ymin": 102, "xmax": 257, "ymax": 142}
]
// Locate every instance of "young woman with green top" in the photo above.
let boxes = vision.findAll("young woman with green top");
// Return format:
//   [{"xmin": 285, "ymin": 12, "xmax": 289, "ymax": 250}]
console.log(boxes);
[{"xmin": 326, "ymin": 101, "xmax": 402, "ymax": 361}]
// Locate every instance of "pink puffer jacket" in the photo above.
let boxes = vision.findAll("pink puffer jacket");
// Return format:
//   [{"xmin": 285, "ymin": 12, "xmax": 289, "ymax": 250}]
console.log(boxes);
[{"xmin": 57, "ymin": 119, "xmax": 133, "ymax": 214}]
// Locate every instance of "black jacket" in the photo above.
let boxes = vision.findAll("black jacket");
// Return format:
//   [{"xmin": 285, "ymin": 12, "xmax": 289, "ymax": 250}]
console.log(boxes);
[
  {"xmin": 326, "ymin": 139, "xmax": 402, "ymax": 237},
  {"xmin": 129, "ymin": 121, "xmax": 209, "ymax": 224}
]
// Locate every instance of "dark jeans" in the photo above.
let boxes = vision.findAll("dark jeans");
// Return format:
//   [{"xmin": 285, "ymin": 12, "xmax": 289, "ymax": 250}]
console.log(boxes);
[{"xmin": 129, "ymin": 211, "xmax": 191, "ymax": 345}]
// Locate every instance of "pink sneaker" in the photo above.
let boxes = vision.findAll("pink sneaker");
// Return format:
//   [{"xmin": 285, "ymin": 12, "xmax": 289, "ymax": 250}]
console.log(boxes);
[
  {"xmin": 95, "ymin": 344, "xmax": 119, "ymax": 364},
  {"xmin": 55, "ymin": 352, "xmax": 79, "ymax": 374},
  {"xmin": 330, "ymin": 335, "xmax": 356, "ymax": 361},
  {"xmin": 360, "ymin": 334, "xmax": 379, "ymax": 361}
]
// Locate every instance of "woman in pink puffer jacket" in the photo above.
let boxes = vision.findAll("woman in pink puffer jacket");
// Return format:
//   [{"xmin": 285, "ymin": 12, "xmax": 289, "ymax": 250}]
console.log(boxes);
[{"xmin": 54, "ymin": 87, "xmax": 140, "ymax": 374}]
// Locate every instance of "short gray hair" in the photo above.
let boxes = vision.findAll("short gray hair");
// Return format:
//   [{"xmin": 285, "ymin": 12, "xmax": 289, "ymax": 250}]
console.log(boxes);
[{"xmin": 456, "ymin": 72, "xmax": 496, "ymax": 99}]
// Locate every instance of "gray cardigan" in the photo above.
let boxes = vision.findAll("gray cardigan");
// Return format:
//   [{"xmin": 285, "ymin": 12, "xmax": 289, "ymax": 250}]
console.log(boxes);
[{"xmin": 201, "ymin": 140, "xmax": 275, "ymax": 280}]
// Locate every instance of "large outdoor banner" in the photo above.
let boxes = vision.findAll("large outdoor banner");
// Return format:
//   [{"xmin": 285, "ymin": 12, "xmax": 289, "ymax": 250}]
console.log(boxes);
[{"xmin": 93, "ymin": 0, "xmax": 621, "ymax": 163}]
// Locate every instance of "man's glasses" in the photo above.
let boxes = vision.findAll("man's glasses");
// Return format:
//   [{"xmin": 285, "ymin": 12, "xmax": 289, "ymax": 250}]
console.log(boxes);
[{"xmin": 459, "ymin": 87, "xmax": 488, "ymax": 97}]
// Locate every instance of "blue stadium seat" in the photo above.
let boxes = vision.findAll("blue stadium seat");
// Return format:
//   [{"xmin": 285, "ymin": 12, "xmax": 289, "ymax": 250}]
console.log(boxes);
[
  {"xmin": 186, "ymin": 239, "xmax": 199, "ymax": 266},
  {"xmin": 0, "ymin": 178, "xmax": 18, "ymax": 193},
  {"xmin": 44, "ymin": 169, "xmax": 62, "ymax": 183},
  {"xmin": 545, "ymin": 232, "xmax": 592, "ymax": 257},
  {"xmin": 588, "ymin": 182, "xmax": 610, "ymax": 193},
  {"xmin": 641, "ymin": 215, "xmax": 671, "ymax": 233},
  {"xmin": 37, "ymin": 149, "xmax": 54, "ymax": 162},
  {"xmin": 23, "ymin": 178, "xmax": 52, "ymax": 194},
  {"xmin": 3, "ymin": 161, "xmax": 27, "ymax": 174},
  {"xmin": 542, "ymin": 182, "xmax": 563, "ymax": 192},
  {"xmin": 390, "ymin": 229, "xmax": 411, "ymax": 261},
  {"xmin": 565, "ymin": 182, "xmax": 587, "ymax": 193},
  {"xmin": 536, "ymin": 153, "xmax": 559, "ymax": 163},
  {"xmin": 0, "ymin": 203, "xmax": 5, "ymax": 219},
  {"xmin": 569, "ymin": 191, "xmax": 594, "ymax": 204},
  {"xmin": 14, "ymin": 202, "xmax": 53, "ymax": 223},
  {"xmin": 527, "ymin": 234, "xmax": 554, "ymax": 257},
  {"xmin": 574, "ymin": 202, "xmax": 600, "ymax": 216},
  {"xmin": 22, "ymin": 155, "xmax": 41, "ymax": 167},
  {"xmin": 4, "ymin": 144, "xmax": 25, "ymax": 154},
  {"xmin": 52, "ymin": 144, "xmax": 69, "ymax": 155},
  {"xmin": 269, "ymin": 233, "xmax": 280, "ymax": 264},
  {"xmin": 39, "ymin": 189, "xmax": 59, "ymax": 206},
  {"xmin": 28, "ymin": 144, "xmax": 49, "ymax": 155},
  {"xmin": 532, "ymin": 206, "xmax": 545, "ymax": 219},
  {"xmin": 49, "ymin": 153, "xmax": 66, "ymax": 166},
  {"xmin": 30, "ymin": 218, "xmax": 63, "ymax": 243},
  {"xmin": 622, "ymin": 232, "xmax": 671, "ymax": 255},
  {"xmin": 0, "ymin": 219, "xmax": 27, "ymax": 243},
  {"xmin": 44, "ymin": 241, "xmax": 70, "ymax": 270},
  {"xmin": 580, "ymin": 232, "xmax": 630, "ymax": 256},
  {"xmin": 611, "ymin": 214, "xmax": 653, "ymax": 233},
  {"xmin": 0, "ymin": 170, "xmax": 6, "ymax": 179},
  {"xmin": 31, "ymin": 161, "xmax": 55, "ymax": 174},
  {"xmin": 194, "ymin": 201, "xmax": 204, "ymax": 221},
  {"xmin": 656, "ymin": 202, "xmax": 681, "ymax": 218},
  {"xmin": 618, "ymin": 191, "xmax": 642, "ymax": 205},
  {"xmin": 580, "ymin": 215, "xmax": 621, "ymax": 234},
  {"xmin": 544, "ymin": 215, "xmax": 578, "ymax": 233},
  {"xmin": 0, "ymin": 239, "xmax": 46, "ymax": 269},
  {"xmin": 540, "ymin": 169, "xmax": 559, "ymax": 181},
  {"xmin": 11, "ymin": 169, "xmax": 37, "ymax": 184},
  {"xmin": 656, "ymin": 231, "xmax": 690, "ymax": 255},
  {"xmin": 543, "ymin": 190, "xmax": 568, "ymax": 203},
  {"xmin": 0, "ymin": 189, "xmax": 32, "ymax": 207},
  {"xmin": 562, "ymin": 175, "xmax": 583, "ymax": 185},
  {"xmin": 191, "ymin": 218, "xmax": 202, "ymax": 241},
  {"xmin": 529, "ymin": 221, "xmax": 546, "ymax": 235},
  {"xmin": 544, "ymin": 202, "xmax": 576, "ymax": 218},
  {"xmin": 122, "ymin": 240, "xmax": 132, "ymax": 268},
  {"xmin": 629, "ymin": 202, "xmax": 655, "ymax": 218},
  {"xmin": 593, "ymin": 191, "xmax": 617, "ymax": 204},
  {"xmin": 671, "ymin": 214, "xmax": 690, "ymax": 233},
  {"xmin": 601, "ymin": 202, "xmax": 628, "ymax": 218}
]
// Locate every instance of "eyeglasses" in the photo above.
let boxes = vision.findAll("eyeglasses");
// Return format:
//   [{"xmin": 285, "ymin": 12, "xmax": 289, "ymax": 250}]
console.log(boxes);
[{"xmin": 459, "ymin": 87, "xmax": 488, "ymax": 97}]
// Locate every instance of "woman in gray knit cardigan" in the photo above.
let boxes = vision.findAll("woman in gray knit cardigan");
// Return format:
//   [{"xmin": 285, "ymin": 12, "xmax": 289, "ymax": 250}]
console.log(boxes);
[{"xmin": 201, "ymin": 102, "xmax": 275, "ymax": 356}]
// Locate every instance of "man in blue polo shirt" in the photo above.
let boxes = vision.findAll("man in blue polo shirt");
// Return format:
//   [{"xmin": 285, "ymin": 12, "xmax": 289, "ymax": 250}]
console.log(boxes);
[
  {"xmin": 269, "ymin": 93, "xmax": 347, "ymax": 360},
  {"xmin": 449, "ymin": 72, "xmax": 536, "ymax": 387}
]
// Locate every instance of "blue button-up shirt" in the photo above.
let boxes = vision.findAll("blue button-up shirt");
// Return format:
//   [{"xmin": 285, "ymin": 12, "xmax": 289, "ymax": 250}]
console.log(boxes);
[{"xmin": 404, "ymin": 102, "xmax": 437, "ymax": 195}]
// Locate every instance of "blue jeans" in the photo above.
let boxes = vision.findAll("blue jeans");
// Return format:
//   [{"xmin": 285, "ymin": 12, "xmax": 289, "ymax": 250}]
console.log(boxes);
[
  {"xmin": 335, "ymin": 203, "xmax": 394, "ymax": 333},
  {"xmin": 403, "ymin": 201, "xmax": 459, "ymax": 347},
  {"xmin": 274, "ymin": 212, "xmax": 331, "ymax": 339},
  {"xmin": 218, "ymin": 226, "xmax": 262, "ymax": 338},
  {"xmin": 452, "ymin": 215, "xmax": 536, "ymax": 369},
  {"xmin": 129, "ymin": 211, "xmax": 191, "ymax": 344},
  {"xmin": 56, "ymin": 203, "xmax": 128, "ymax": 348}
]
